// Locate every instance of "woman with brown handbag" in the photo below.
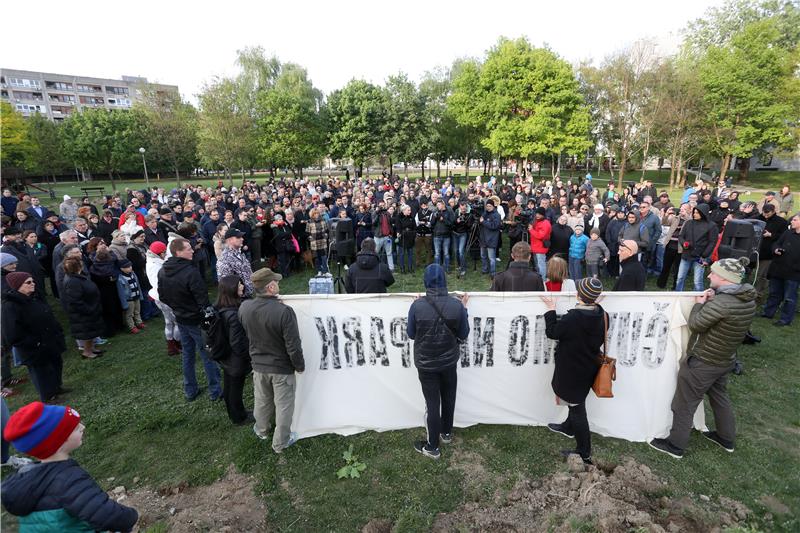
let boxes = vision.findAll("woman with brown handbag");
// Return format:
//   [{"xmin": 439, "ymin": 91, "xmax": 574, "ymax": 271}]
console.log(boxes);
[{"xmin": 540, "ymin": 277, "xmax": 607, "ymax": 465}]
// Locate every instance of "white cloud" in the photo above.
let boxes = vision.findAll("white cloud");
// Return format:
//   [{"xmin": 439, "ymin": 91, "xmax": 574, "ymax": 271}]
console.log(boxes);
[{"xmin": 3, "ymin": 0, "xmax": 722, "ymax": 102}]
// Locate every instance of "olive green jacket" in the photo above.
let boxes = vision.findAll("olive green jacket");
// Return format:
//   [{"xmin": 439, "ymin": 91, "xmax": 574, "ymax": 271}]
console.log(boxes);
[{"xmin": 687, "ymin": 283, "xmax": 757, "ymax": 366}]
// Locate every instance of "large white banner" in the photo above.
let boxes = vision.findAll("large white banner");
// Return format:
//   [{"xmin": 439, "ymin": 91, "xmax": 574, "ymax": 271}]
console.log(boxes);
[{"xmin": 281, "ymin": 292, "xmax": 704, "ymax": 443}]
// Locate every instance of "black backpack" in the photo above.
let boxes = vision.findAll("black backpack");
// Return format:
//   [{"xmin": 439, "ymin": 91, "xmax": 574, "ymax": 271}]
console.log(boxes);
[{"xmin": 200, "ymin": 306, "xmax": 230, "ymax": 361}]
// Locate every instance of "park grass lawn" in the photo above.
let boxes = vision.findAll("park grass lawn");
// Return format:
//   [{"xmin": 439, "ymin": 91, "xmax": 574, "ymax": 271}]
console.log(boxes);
[{"xmin": 1, "ymin": 250, "xmax": 799, "ymax": 531}]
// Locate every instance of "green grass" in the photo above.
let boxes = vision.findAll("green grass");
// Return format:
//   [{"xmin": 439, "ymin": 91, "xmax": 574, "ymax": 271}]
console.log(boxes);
[{"xmin": 2, "ymin": 246, "xmax": 799, "ymax": 532}]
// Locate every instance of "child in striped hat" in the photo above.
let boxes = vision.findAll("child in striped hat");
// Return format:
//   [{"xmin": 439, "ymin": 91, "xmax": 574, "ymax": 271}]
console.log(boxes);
[{"xmin": 2, "ymin": 402, "xmax": 138, "ymax": 532}]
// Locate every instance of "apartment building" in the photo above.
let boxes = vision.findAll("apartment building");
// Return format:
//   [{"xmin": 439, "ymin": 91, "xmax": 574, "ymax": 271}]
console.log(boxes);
[{"xmin": 0, "ymin": 68, "xmax": 179, "ymax": 121}]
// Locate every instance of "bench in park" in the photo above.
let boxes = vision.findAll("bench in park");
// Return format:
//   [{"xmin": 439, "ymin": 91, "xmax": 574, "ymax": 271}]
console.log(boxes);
[{"xmin": 81, "ymin": 187, "xmax": 105, "ymax": 198}]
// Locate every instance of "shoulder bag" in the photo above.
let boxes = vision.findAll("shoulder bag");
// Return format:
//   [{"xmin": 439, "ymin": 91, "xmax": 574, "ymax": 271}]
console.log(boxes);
[{"xmin": 592, "ymin": 312, "xmax": 617, "ymax": 398}]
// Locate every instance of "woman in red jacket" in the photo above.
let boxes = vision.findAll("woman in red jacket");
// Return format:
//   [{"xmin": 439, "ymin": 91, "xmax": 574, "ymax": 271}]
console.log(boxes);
[{"xmin": 528, "ymin": 207, "xmax": 552, "ymax": 278}]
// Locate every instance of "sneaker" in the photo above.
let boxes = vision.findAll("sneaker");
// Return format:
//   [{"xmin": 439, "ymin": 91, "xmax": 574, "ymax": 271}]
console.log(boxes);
[
  {"xmin": 130, "ymin": 327, "xmax": 140, "ymax": 334},
  {"xmin": 649, "ymin": 438, "xmax": 684, "ymax": 459},
  {"xmin": 414, "ymin": 440, "xmax": 441, "ymax": 459},
  {"xmin": 774, "ymin": 320, "xmax": 789, "ymax": 327},
  {"xmin": 548, "ymin": 423, "xmax": 575, "ymax": 439},
  {"xmin": 1, "ymin": 456, "xmax": 35, "ymax": 469},
  {"xmin": 252, "ymin": 424, "xmax": 269, "ymax": 441},
  {"xmin": 324, "ymin": 272, "xmax": 332, "ymax": 277},
  {"xmin": 559, "ymin": 449, "xmax": 593, "ymax": 465},
  {"xmin": 185, "ymin": 390, "xmax": 201, "ymax": 402},
  {"xmin": 440, "ymin": 433, "xmax": 453, "ymax": 444},
  {"xmin": 317, "ymin": 271, "xmax": 323, "ymax": 276},
  {"xmin": 274, "ymin": 432, "xmax": 299, "ymax": 453},
  {"xmin": 702, "ymin": 431, "xmax": 734, "ymax": 452}
]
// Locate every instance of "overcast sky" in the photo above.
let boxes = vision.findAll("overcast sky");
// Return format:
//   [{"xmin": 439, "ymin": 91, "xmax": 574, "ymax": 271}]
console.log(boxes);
[{"xmin": 4, "ymin": 0, "xmax": 722, "ymax": 101}]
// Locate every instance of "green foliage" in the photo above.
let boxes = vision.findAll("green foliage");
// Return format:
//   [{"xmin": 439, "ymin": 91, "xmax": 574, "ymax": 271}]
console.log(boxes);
[
  {"xmin": 60, "ymin": 108, "xmax": 145, "ymax": 188},
  {"xmin": 697, "ymin": 16, "xmax": 800, "ymax": 178},
  {"xmin": 327, "ymin": 80, "xmax": 387, "ymax": 169},
  {"xmin": 336, "ymin": 444, "xmax": 367, "ymax": 479},
  {"xmin": 450, "ymin": 37, "xmax": 591, "ymax": 163},
  {"xmin": 382, "ymin": 73, "xmax": 428, "ymax": 166},
  {"xmin": 24, "ymin": 113, "xmax": 68, "ymax": 179},
  {"xmin": 0, "ymin": 101, "xmax": 31, "ymax": 170},
  {"xmin": 256, "ymin": 65, "xmax": 326, "ymax": 173},
  {"xmin": 136, "ymin": 86, "xmax": 198, "ymax": 182}
]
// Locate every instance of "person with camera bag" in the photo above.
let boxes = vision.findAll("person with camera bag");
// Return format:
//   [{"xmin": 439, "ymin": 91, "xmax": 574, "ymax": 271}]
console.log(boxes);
[{"xmin": 452, "ymin": 203, "xmax": 474, "ymax": 278}]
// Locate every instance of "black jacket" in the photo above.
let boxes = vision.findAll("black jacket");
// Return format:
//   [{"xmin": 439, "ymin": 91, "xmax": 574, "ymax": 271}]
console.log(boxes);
[
  {"xmin": 490, "ymin": 261, "xmax": 545, "ymax": 291},
  {"xmin": 215, "ymin": 306, "xmax": 252, "ymax": 377},
  {"xmin": 345, "ymin": 252, "xmax": 395, "ymax": 294},
  {"xmin": 407, "ymin": 269, "xmax": 470, "ymax": 371},
  {"xmin": 158, "ymin": 257, "xmax": 210, "ymax": 326},
  {"xmin": 1, "ymin": 291, "xmax": 65, "ymax": 365},
  {"xmin": 395, "ymin": 214, "xmax": 417, "ymax": 248},
  {"xmin": 757, "ymin": 213, "xmax": 787, "ymax": 260},
  {"xmin": 62, "ymin": 273, "xmax": 106, "ymax": 340},
  {"xmin": 549, "ymin": 222, "xmax": 573, "ymax": 258},
  {"xmin": 545, "ymin": 305, "xmax": 606, "ymax": 404},
  {"xmin": 2, "ymin": 459, "xmax": 138, "ymax": 532},
  {"xmin": 238, "ymin": 295, "xmax": 305, "ymax": 374},
  {"xmin": 431, "ymin": 208, "xmax": 455, "ymax": 236},
  {"xmin": 0, "ymin": 242, "xmax": 46, "ymax": 300},
  {"xmin": 768, "ymin": 229, "xmax": 800, "ymax": 281},
  {"xmin": 678, "ymin": 204, "xmax": 719, "ymax": 260},
  {"xmin": 613, "ymin": 255, "xmax": 646, "ymax": 291}
]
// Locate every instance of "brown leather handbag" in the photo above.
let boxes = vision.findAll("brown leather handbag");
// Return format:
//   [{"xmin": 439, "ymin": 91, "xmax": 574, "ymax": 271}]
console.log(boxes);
[{"xmin": 592, "ymin": 312, "xmax": 617, "ymax": 398}]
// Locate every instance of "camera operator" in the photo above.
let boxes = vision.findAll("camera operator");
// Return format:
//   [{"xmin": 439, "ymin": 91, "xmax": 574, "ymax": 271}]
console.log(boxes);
[
  {"xmin": 452, "ymin": 203, "xmax": 475, "ymax": 278},
  {"xmin": 431, "ymin": 200, "xmax": 455, "ymax": 272},
  {"xmin": 479, "ymin": 199, "xmax": 502, "ymax": 278},
  {"xmin": 415, "ymin": 200, "xmax": 434, "ymax": 265}
]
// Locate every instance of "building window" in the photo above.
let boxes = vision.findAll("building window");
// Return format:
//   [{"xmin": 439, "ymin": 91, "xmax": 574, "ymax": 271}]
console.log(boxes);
[
  {"xmin": 46, "ymin": 81, "xmax": 73, "ymax": 91},
  {"xmin": 8, "ymin": 77, "xmax": 41, "ymax": 89},
  {"xmin": 79, "ymin": 95, "xmax": 104, "ymax": 105},
  {"xmin": 106, "ymin": 86, "xmax": 129, "ymax": 96},
  {"xmin": 1, "ymin": 90, "xmax": 8, "ymax": 98},
  {"xmin": 76, "ymin": 84, "xmax": 102, "ymax": 93},
  {"xmin": 49, "ymin": 93, "xmax": 75, "ymax": 103},
  {"xmin": 15, "ymin": 103, "xmax": 45, "ymax": 114},
  {"xmin": 13, "ymin": 91, "xmax": 44, "ymax": 101}
]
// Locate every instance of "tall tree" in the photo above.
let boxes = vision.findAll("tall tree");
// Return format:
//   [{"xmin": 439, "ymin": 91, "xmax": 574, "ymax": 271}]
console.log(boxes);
[
  {"xmin": 382, "ymin": 73, "xmax": 427, "ymax": 173},
  {"xmin": 449, "ymin": 37, "xmax": 591, "ymax": 177},
  {"xmin": 25, "ymin": 113, "xmax": 69, "ymax": 183},
  {"xmin": 61, "ymin": 108, "xmax": 144, "ymax": 190},
  {"xmin": 327, "ymin": 80, "xmax": 387, "ymax": 176},
  {"xmin": 0, "ymin": 102, "xmax": 31, "ymax": 172},
  {"xmin": 697, "ymin": 17, "xmax": 800, "ymax": 180},
  {"xmin": 256, "ymin": 65, "xmax": 327, "ymax": 176},
  {"xmin": 136, "ymin": 85, "xmax": 198, "ymax": 185},
  {"xmin": 197, "ymin": 77, "xmax": 257, "ymax": 187}
]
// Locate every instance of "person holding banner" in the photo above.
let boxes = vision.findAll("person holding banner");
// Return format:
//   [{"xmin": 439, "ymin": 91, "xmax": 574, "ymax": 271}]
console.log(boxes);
[
  {"xmin": 650, "ymin": 256, "xmax": 756, "ymax": 459},
  {"xmin": 407, "ymin": 264, "xmax": 470, "ymax": 459},
  {"xmin": 541, "ymin": 277, "xmax": 606, "ymax": 465}
]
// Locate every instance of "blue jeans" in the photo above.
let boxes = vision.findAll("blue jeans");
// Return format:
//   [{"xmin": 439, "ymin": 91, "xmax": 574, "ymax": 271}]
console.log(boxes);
[
  {"xmin": 764, "ymin": 278, "xmax": 799, "ymax": 324},
  {"xmin": 654, "ymin": 243, "xmax": 665, "ymax": 274},
  {"xmin": 568, "ymin": 257, "xmax": 583, "ymax": 280},
  {"xmin": 534, "ymin": 253, "xmax": 547, "ymax": 279},
  {"xmin": 397, "ymin": 246, "xmax": 414, "ymax": 272},
  {"xmin": 178, "ymin": 323, "xmax": 221, "ymax": 400},
  {"xmin": 375, "ymin": 236, "xmax": 394, "ymax": 270},
  {"xmin": 481, "ymin": 247, "xmax": 496, "ymax": 275},
  {"xmin": 454, "ymin": 232, "xmax": 468, "ymax": 272},
  {"xmin": 676, "ymin": 258, "xmax": 706, "ymax": 291},
  {"xmin": 314, "ymin": 250, "xmax": 328, "ymax": 273},
  {"xmin": 433, "ymin": 235, "xmax": 451, "ymax": 271}
]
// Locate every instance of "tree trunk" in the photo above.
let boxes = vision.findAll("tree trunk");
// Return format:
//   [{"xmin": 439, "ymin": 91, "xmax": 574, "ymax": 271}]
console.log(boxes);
[
  {"xmin": 420, "ymin": 160, "xmax": 425, "ymax": 179},
  {"xmin": 719, "ymin": 154, "xmax": 731, "ymax": 182},
  {"xmin": 388, "ymin": 157, "xmax": 393, "ymax": 177},
  {"xmin": 174, "ymin": 167, "xmax": 181, "ymax": 188},
  {"xmin": 227, "ymin": 168, "xmax": 233, "ymax": 189},
  {"xmin": 464, "ymin": 154, "xmax": 470, "ymax": 179},
  {"xmin": 436, "ymin": 160, "xmax": 441, "ymax": 178},
  {"xmin": 737, "ymin": 157, "xmax": 750, "ymax": 181},
  {"xmin": 616, "ymin": 149, "xmax": 627, "ymax": 190}
]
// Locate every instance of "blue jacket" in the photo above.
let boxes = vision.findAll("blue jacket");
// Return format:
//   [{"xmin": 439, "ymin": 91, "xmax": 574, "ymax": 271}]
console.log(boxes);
[
  {"xmin": 569, "ymin": 233, "xmax": 590, "ymax": 259},
  {"xmin": 1, "ymin": 459, "xmax": 138, "ymax": 532},
  {"xmin": 116, "ymin": 271, "xmax": 145, "ymax": 310},
  {"xmin": 479, "ymin": 209, "xmax": 502, "ymax": 248}
]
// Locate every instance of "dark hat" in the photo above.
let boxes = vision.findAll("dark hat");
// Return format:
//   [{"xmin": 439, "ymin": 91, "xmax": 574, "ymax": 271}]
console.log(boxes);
[
  {"xmin": 576, "ymin": 277, "xmax": 603, "ymax": 304},
  {"xmin": 252, "ymin": 267, "xmax": 282, "ymax": 288},
  {"xmin": 118, "ymin": 259, "xmax": 132, "ymax": 269},
  {"xmin": 485, "ymin": 199, "xmax": 496, "ymax": 207},
  {"xmin": 4, "ymin": 226, "xmax": 21, "ymax": 236},
  {"xmin": 762, "ymin": 203, "xmax": 775, "ymax": 213},
  {"xmin": 6, "ymin": 271, "xmax": 32, "ymax": 292},
  {"xmin": 535, "ymin": 207, "xmax": 546, "ymax": 217},
  {"xmin": 224, "ymin": 228, "xmax": 245, "ymax": 240},
  {"xmin": 590, "ymin": 228, "xmax": 601, "ymax": 237},
  {"xmin": 131, "ymin": 229, "xmax": 145, "ymax": 240},
  {"xmin": 765, "ymin": 191, "xmax": 776, "ymax": 196},
  {"xmin": 159, "ymin": 207, "xmax": 172, "ymax": 216}
]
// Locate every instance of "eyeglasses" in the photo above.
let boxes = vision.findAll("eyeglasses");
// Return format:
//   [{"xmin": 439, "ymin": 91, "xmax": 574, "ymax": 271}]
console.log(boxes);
[
  {"xmin": 619, "ymin": 243, "xmax": 629, "ymax": 251},
  {"xmin": 23, "ymin": 279, "xmax": 34, "ymax": 285}
]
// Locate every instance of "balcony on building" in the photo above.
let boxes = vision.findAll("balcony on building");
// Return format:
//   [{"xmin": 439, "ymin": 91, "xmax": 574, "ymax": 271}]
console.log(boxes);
[
  {"xmin": 105, "ymin": 86, "xmax": 130, "ymax": 96},
  {"xmin": 76, "ymin": 83, "xmax": 103, "ymax": 93},
  {"xmin": 13, "ymin": 91, "xmax": 45, "ymax": 102},
  {"xmin": 45, "ymin": 81, "xmax": 73, "ymax": 91},
  {"xmin": 49, "ymin": 93, "xmax": 76, "ymax": 104}
]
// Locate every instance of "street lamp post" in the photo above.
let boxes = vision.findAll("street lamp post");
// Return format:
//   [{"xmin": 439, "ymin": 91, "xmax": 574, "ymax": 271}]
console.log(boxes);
[{"xmin": 139, "ymin": 147, "xmax": 149, "ymax": 186}]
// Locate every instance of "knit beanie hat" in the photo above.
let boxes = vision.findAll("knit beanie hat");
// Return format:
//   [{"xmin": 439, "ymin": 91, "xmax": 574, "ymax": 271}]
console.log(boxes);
[
  {"xmin": 590, "ymin": 228, "xmax": 600, "ymax": 237},
  {"xmin": 710, "ymin": 257, "xmax": 749, "ymax": 284},
  {"xmin": 576, "ymin": 277, "xmax": 603, "ymax": 304},
  {"xmin": 149, "ymin": 241, "xmax": 167, "ymax": 255},
  {"xmin": 6, "ymin": 271, "xmax": 32, "ymax": 291},
  {"xmin": 1, "ymin": 252, "xmax": 18, "ymax": 268},
  {"xmin": 3, "ymin": 402, "xmax": 81, "ymax": 459}
]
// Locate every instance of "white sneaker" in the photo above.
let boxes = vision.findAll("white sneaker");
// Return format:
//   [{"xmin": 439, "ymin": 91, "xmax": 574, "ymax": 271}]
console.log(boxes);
[
  {"xmin": 252, "ymin": 424, "xmax": 268, "ymax": 441},
  {"xmin": 317, "ymin": 271, "xmax": 323, "ymax": 276}
]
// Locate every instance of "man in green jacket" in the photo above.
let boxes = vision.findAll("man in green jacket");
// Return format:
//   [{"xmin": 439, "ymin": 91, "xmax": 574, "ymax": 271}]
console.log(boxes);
[
  {"xmin": 650, "ymin": 256, "xmax": 755, "ymax": 459},
  {"xmin": 238, "ymin": 268, "xmax": 305, "ymax": 453}
]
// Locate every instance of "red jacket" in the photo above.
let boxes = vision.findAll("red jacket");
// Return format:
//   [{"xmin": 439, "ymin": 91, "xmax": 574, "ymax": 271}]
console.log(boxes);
[
  {"xmin": 528, "ymin": 219, "xmax": 552, "ymax": 254},
  {"xmin": 118, "ymin": 210, "xmax": 146, "ymax": 229}
]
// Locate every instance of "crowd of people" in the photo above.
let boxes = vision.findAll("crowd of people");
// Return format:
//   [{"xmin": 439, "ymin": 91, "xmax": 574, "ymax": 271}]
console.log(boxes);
[{"xmin": 0, "ymin": 172, "xmax": 797, "ymax": 531}]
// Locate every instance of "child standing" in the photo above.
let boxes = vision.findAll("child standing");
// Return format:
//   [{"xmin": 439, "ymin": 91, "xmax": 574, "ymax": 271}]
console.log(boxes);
[
  {"xmin": 116, "ymin": 259, "xmax": 145, "ymax": 334},
  {"xmin": 2, "ymin": 402, "xmax": 138, "ymax": 531},
  {"xmin": 568, "ymin": 225, "xmax": 590, "ymax": 280},
  {"xmin": 584, "ymin": 228, "xmax": 610, "ymax": 279}
]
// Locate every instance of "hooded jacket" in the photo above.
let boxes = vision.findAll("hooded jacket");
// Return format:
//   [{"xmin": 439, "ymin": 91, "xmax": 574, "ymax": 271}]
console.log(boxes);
[
  {"xmin": 687, "ymin": 283, "xmax": 756, "ymax": 366},
  {"xmin": 617, "ymin": 210, "xmax": 650, "ymax": 252},
  {"xmin": 1, "ymin": 459, "xmax": 138, "ymax": 532},
  {"xmin": 145, "ymin": 250, "xmax": 165, "ymax": 301},
  {"xmin": 157, "ymin": 256, "xmax": 210, "ymax": 325},
  {"xmin": 407, "ymin": 265, "xmax": 470, "ymax": 371},
  {"xmin": 678, "ymin": 204, "xmax": 719, "ymax": 260},
  {"xmin": 344, "ymin": 251, "xmax": 395, "ymax": 294},
  {"xmin": 528, "ymin": 218, "xmax": 552, "ymax": 255}
]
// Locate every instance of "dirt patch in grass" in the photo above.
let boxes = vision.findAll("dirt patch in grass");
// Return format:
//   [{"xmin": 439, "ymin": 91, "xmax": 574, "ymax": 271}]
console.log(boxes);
[
  {"xmin": 121, "ymin": 464, "xmax": 267, "ymax": 532},
  {"xmin": 431, "ymin": 456, "xmax": 753, "ymax": 532}
]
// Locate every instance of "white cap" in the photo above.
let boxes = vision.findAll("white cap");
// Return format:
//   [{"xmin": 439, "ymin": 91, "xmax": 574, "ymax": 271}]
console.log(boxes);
[
  {"xmin": 63, "ymin": 195, "xmax": 71, "ymax": 201},
  {"xmin": 594, "ymin": 204, "xmax": 604, "ymax": 211}
]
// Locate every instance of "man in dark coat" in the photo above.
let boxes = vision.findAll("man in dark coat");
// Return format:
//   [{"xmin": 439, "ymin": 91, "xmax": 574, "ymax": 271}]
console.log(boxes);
[
  {"xmin": 763, "ymin": 213, "xmax": 800, "ymax": 326},
  {"xmin": 1, "ymin": 227, "xmax": 46, "ymax": 301},
  {"xmin": 158, "ymin": 237, "xmax": 221, "ymax": 402},
  {"xmin": 407, "ymin": 264, "xmax": 470, "ymax": 459},
  {"xmin": 479, "ymin": 199, "xmax": 502, "ymax": 277},
  {"xmin": 613, "ymin": 240, "xmax": 646, "ymax": 291},
  {"xmin": 491, "ymin": 242, "xmax": 545, "ymax": 292},
  {"xmin": 754, "ymin": 204, "xmax": 787, "ymax": 303},
  {"xmin": 344, "ymin": 238, "xmax": 395, "ymax": 294}
]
